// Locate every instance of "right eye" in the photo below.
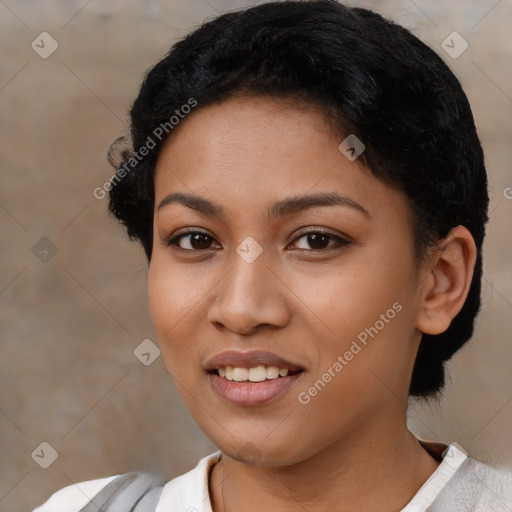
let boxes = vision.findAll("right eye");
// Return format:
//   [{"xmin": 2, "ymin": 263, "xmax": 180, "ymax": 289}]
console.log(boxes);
[{"xmin": 165, "ymin": 230, "xmax": 221, "ymax": 251}]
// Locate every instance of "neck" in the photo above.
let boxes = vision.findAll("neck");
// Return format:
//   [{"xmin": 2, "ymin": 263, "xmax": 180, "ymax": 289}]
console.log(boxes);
[{"xmin": 209, "ymin": 420, "xmax": 440, "ymax": 512}]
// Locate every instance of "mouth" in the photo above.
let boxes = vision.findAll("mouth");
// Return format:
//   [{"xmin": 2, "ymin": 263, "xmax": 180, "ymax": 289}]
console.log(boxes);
[
  {"xmin": 206, "ymin": 365, "xmax": 305, "ymax": 406},
  {"xmin": 204, "ymin": 349, "xmax": 306, "ymax": 406}
]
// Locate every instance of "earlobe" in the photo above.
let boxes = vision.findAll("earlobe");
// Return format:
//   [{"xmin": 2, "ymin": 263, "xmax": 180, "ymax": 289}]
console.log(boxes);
[{"xmin": 416, "ymin": 225, "xmax": 477, "ymax": 335}]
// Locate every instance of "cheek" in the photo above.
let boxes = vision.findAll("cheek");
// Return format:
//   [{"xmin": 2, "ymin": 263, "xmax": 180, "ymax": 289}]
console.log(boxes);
[
  {"xmin": 293, "ymin": 251, "xmax": 409, "ymax": 335},
  {"xmin": 147, "ymin": 259, "xmax": 202, "ymax": 368},
  {"xmin": 147, "ymin": 261, "xmax": 174, "ymax": 331},
  {"xmin": 295, "ymin": 252, "xmax": 417, "ymax": 388},
  {"xmin": 148, "ymin": 257, "xmax": 202, "ymax": 330}
]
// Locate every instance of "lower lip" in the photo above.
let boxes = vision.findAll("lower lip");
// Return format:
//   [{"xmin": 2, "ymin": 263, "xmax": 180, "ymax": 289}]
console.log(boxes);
[{"xmin": 208, "ymin": 372, "xmax": 304, "ymax": 406}]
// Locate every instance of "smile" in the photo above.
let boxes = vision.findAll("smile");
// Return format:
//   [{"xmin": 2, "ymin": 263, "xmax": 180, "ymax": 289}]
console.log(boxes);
[
  {"xmin": 215, "ymin": 365, "xmax": 300, "ymax": 382},
  {"xmin": 208, "ymin": 367, "xmax": 304, "ymax": 406}
]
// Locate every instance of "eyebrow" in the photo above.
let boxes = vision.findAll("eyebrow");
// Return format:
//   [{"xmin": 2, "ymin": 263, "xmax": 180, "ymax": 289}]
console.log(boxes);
[{"xmin": 157, "ymin": 191, "xmax": 370, "ymax": 219}]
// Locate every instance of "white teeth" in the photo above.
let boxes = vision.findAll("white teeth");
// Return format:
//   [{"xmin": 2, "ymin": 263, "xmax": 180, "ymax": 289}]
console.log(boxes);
[
  {"xmin": 218, "ymin": 365, "xmax": 295, "ymax": 382},
  {"xmin": 248, "ymin": 366, "xmax": 267, "ymax": 382},
  {"xmin": 266, "ymin": 367, "xmax": 280, "ymax": 379},
  {"xmin": 233, "ymin": 367, "xmax": 249, "ymax": 381}
]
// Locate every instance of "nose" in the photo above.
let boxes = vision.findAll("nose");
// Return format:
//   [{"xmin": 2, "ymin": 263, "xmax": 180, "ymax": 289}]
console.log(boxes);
[{"xmin": 207, "ymin": 249, "xmax": 291, "ymax": 336}]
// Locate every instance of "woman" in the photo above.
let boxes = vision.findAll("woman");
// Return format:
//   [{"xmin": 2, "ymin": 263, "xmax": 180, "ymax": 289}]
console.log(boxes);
[{"xmin": 33, "ymin": 1, "xmax": 511, "ymax": 510}]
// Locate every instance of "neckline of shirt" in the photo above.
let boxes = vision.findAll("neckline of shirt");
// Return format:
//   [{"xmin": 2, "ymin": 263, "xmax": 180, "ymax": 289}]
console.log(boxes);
[{"xmin": 158, "ymin": 439, "xmax": 468, "ymax": 512}]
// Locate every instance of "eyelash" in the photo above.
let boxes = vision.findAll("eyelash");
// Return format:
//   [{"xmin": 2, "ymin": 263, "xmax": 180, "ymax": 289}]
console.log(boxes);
[{"xmin": 164, "ymin": 229, "xmax": 351, "ymax": 253}]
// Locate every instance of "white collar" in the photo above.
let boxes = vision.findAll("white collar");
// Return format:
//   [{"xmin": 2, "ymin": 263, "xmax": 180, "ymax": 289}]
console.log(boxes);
[
  {"xmin": 155, "ymin": 441, "xmax": 467, "ymax": 512},
  {"xmin": 156, "ymin": 450, "xmax": 221, "ymax": 512},
  {"xmin": 400, "ymin": 442, "xmax": 468, "ymax": 511}
]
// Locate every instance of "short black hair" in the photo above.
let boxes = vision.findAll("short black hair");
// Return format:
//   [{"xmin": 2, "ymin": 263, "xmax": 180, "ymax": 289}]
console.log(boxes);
[{"xmin": 107, "ymin": 0, "xmax": 489, "ymax": 398}]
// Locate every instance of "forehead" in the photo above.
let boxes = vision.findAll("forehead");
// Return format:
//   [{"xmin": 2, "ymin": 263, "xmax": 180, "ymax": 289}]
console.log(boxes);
[
  {"xmin": 156, "ymin": 96, "xmax": 349, "ymax": 187},
  {"xmin": 153, "ymin": 95, "xmax": 409, "ymax": 224},
  {"xmin": 158, "ymin": 95, "xmax": 337, "ymax": 164}
]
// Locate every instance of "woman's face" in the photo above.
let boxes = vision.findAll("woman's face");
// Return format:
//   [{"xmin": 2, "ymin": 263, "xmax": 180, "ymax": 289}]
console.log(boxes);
[{"xmin": 148, "ymin": 95, "xmax": 427, "ymax": 465}]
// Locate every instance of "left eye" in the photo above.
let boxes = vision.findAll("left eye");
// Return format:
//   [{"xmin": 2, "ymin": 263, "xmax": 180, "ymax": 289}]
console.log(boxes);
[
  {"xmin": 165, "ymin": 230, "xmax": 351, "ymax": 252},
  {"xmin": 291, "ymin": 231, "xmax": 351, "ymax": 251}
]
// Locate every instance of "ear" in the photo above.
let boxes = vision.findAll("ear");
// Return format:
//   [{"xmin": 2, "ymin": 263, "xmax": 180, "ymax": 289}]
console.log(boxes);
[{"xmin": 416, "ymin": 225, "xmax": 477, "ymax": 335}]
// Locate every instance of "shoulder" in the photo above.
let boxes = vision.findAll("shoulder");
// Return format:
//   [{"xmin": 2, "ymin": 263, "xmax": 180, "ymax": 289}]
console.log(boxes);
[
  {"xmin": 32, "ymin": 474, "xmax": 120, "ymax": 512},
  {"xmin": 463, "ymin": 458, "xmax": 512, "ymax": 509},
  {"xmin": 32, "ymin": 451, "xmax": 222, "ymax": 512},
  {"xmin": 32, "ymin": 471, "xmax": 167, "ymax": 512},
  {"xmin": 437, "ymin": 457, "xmax": 512, "ymax": 511}
]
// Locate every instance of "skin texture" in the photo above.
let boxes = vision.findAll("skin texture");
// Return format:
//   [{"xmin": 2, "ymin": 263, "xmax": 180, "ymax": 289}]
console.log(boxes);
[{"xmin": 147, "ymin": 95, "xmax": 476, "ymax": 512}]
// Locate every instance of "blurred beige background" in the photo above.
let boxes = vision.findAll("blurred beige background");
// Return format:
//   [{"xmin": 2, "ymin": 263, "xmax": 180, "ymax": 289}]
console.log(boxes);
[{"xmin": 0, "ymin": 0, "xmax": 510, "ymax": 510}]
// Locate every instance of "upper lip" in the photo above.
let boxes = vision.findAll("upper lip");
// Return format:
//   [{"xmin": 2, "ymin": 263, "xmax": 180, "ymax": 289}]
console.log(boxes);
[{"xmin": 204, "ymin": 350, "xmax": 304, "ymax": 372}]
